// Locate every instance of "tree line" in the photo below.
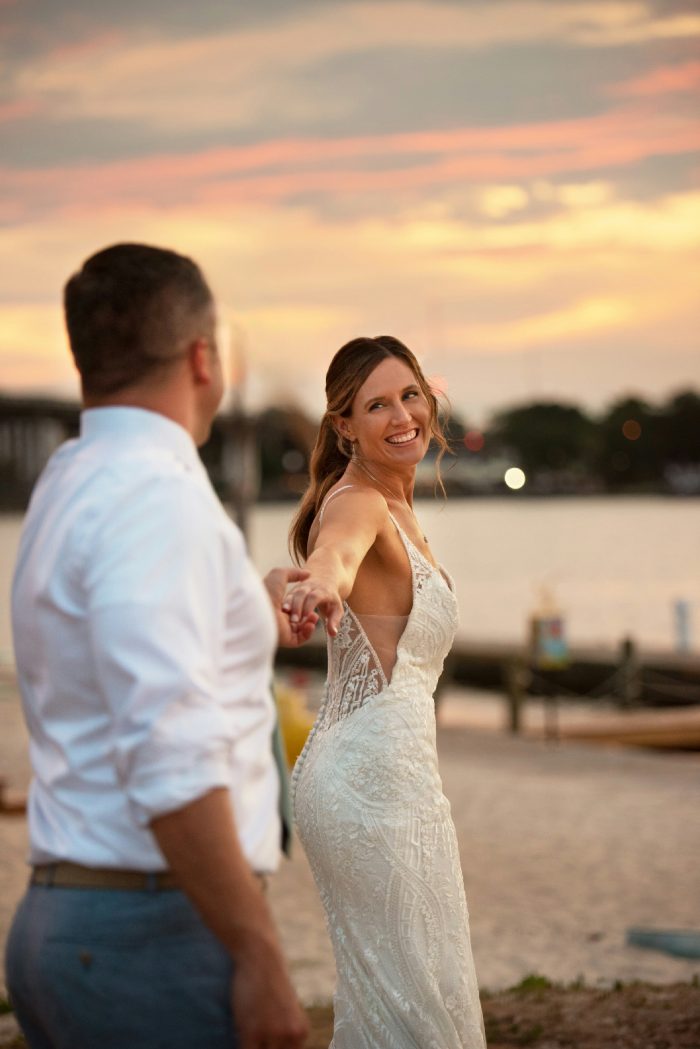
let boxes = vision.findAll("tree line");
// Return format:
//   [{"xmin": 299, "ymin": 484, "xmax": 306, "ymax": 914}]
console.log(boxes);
[
  {"xmin": 1, "ymin": 388, "xmax": 699, "ymax": 510},
  {"xmin": 470, "ymin": 389, "xmax": 700, "ymax": 494},
  {"xmin": 258, "ymin": 389, "xmax": 700, "ymax": 496}
]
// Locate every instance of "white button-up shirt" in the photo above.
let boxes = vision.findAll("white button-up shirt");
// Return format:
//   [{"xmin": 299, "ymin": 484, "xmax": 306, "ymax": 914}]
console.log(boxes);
[{"xmin": 12, "ymin": 407, "xmax": 281, "ymax": 872}]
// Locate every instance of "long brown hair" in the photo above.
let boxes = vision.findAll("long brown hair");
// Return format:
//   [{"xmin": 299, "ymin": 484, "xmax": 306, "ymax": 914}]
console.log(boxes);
[{"xmin": 289, "ymin": 335, "xmax": 449, "ymax": 563}]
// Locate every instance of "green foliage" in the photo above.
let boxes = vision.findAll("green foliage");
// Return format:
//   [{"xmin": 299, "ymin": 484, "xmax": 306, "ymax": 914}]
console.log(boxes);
[
  {"xmin": 510, "ymin": 973, "xmax": 555, "ymax": 993},
  {"xmin": 2, "ymin": 387, "xmax": 699, "ymax": 509},
  {"xmin": 488, "ymin": 401, "xmax": 597, "ymax": 488},
  {"xmin": 657, "ymin": 390, "xmax": 700, "ymax": 465},
  {"xmin": 484, "ymin": 1014, "xmax": 544, "ymax": 1045},
  {"xmin": 594, "ymin": 396, "xmax": 660, "ymax": 490},
  {"xmin": 485, "ymin": 388, "xmax": 700, "ymax": 493},
  {"xmin": 256, "ymin": 406, "xmax": 315, "ymax": 492},
  {"xmin": 441, "ymin": 412, "xmax": 469, "ymax": 447}
]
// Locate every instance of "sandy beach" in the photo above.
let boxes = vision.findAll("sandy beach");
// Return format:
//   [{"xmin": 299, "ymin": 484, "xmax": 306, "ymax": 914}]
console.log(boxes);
[
  {"xmin": 2, "ymin": 670, "xmax": 699, "ymax": 1008},
  {"xmin": 269, "ymin": 690, "xmax": 700, "ymax": 1004}
]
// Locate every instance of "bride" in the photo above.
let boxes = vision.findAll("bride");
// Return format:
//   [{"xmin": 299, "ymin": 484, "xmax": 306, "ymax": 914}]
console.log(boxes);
[{"xmin": 281, "ymin": 335, "xmax": 485, "ymax": 1049}]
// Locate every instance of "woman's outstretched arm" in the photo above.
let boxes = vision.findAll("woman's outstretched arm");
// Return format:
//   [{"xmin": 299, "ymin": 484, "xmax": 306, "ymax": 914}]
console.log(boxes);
[{"xmin": 281, "ymin": 486, "xmax": 388, "ymax": 637}]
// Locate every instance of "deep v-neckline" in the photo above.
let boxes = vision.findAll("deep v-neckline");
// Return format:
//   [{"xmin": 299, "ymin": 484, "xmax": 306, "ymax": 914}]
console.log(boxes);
[
  {"xmin": 339, "ymin": 517, "xmax": 455, "ymax": 680},
  {"xmin": 388, "ymin": 514, "xmax": 455, "ymax": 594},
  {"xmin": 340, "ymin": 514, "xmax": 427, "ymax": 681}
]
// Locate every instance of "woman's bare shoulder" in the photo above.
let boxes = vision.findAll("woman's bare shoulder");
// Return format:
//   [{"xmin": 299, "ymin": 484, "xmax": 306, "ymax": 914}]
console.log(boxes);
[{"xmin": 307, "ymin": 483, "xmax": 390, "ymax": 552}]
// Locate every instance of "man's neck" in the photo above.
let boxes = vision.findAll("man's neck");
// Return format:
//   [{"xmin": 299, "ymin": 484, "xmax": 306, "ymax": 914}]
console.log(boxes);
[{"xmin": 83, "ymin": 386, "xmax": 194, "ymax": 439}]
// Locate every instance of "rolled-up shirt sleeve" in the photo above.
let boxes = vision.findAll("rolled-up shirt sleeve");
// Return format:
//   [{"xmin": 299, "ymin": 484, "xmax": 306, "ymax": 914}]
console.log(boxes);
[{"xmin": 85, "ymin": 473, "xmax": 236, "ymax": 825}]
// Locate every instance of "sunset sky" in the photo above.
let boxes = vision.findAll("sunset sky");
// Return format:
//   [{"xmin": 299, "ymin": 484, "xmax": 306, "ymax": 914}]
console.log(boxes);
[{"xmin": 1, "ymin": 0, "xmax": 699, "ymax": 423}]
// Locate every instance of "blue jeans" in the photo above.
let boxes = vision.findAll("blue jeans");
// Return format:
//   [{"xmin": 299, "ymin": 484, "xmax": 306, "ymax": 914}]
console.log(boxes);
[{"xmin": 5, "ymin": 884, "xmax": 238, "ymax": 1049}]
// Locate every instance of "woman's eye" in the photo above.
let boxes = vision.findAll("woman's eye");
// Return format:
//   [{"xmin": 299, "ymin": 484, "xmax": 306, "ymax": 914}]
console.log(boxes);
[
  {"xmin": 369, "ymin": 402, "xmax": 384, "ymax": 411},
  {"xmin": 403, "ymin": 390, "xmax": 419, "ymax": 400}
]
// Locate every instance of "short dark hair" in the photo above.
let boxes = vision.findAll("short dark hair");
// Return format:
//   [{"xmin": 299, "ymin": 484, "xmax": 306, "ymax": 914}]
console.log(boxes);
[{"xmin": 63, "ymin": 243, "xmax": 214, "ymax": 395}]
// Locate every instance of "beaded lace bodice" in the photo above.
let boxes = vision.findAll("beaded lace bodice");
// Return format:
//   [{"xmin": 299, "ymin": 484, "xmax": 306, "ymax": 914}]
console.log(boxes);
[
  {"xmin": 292, "ymin": 514, "xmax": 455, "ymax": 753},
  {"xmin": 292, "ymin": 517, "xmax": 485, "ymax": 1049}
]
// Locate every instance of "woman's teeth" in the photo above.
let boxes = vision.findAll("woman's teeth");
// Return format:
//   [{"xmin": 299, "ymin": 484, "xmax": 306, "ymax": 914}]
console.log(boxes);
[{"xmin": 387, "ymin": 429, "xmax": 418, "ymax": 445}]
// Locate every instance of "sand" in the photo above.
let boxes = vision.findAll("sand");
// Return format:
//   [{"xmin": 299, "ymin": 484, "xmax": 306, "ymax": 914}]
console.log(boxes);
[{"xmin": 2, "ymin": 674, "xmax": 699, "ymax": 1014}]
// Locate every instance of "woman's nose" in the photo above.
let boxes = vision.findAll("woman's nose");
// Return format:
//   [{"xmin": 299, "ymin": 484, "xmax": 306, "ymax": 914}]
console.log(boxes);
[{"xmin": 390, "ymin": 399, "xmax": 412, "ymax": 424}]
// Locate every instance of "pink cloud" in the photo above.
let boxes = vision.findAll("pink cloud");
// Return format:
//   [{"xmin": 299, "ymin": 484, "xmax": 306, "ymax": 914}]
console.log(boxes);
[
  {"xmin": 0, "ymin": 97, "xmax": 40, "ymax": 123},
  {"xmin": 43, "ymin": 30, "xmax": 127, "ymax": 65},
  {"xmin": 609, "ymin": 60, "xmax": 700, "ymax": 98},
  {"xmin": 2, "ymin": 102, "xmax": 699, "ymax": 219}
]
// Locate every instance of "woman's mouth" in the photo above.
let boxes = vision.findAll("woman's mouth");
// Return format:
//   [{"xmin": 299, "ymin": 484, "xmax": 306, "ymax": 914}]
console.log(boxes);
[{"xmin": 386, "ymin": 428, "xmax": 419, "ymax": 445}]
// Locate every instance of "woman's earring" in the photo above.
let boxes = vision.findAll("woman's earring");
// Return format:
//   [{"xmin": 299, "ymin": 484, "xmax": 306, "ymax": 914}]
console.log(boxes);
[{"xmin": 337, "ymin": 431, "xmax": 354, "ymax": 458}]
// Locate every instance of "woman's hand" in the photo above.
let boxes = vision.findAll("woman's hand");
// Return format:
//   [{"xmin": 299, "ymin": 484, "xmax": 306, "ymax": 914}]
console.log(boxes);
[
  {"xmin": 264, "ymin": 568, "xmax": 320, "ymax": 648},
  {"xmin": 281, "ymin": 577, "xmax": 345, "ymax": 639},
  {"xmin": 271, "ymin": 486, "xmax": 386, "ymax": 641}
]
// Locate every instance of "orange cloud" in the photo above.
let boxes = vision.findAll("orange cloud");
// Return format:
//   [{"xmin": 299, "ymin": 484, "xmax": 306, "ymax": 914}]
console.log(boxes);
[
  {"xmin": 458, "ymin": 296, "xmax": 647, "ymax": 352},
  {"xmin": 1, "ymin": 186, "xmax": 698, "ymax": 409}
]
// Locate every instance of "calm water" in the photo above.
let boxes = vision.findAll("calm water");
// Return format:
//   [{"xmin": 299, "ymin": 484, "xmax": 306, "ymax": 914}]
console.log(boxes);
[{"xmin": 2, "ymin": 498, "xmax": 699, "ymax": 663}]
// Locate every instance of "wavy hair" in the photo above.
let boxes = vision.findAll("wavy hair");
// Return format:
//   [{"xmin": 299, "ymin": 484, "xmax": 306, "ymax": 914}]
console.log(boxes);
[{"xmin": 289, "ymin": 335, "xmax": 448, "ymax": 563}]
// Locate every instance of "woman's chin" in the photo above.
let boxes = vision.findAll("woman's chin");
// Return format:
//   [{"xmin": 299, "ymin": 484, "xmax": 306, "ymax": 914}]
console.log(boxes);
[{"xmin": 381, "ymin": 438, "xmax": 429, "ymax": 467}]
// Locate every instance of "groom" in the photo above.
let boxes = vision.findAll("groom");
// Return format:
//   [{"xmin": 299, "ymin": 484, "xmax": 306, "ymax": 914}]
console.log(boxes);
[{"xmin": 6, "ymin": 243, "xmax": 310, "ymax": 1049}]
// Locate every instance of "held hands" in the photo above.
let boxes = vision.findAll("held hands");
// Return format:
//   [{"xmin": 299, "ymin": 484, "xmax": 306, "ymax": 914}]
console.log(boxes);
[
  {"xmin": 264, "ymin": 568, "xmax": 320, "ymax": 648},
  {"xmin": 264, "ymin": 567, "xmax": 344, "ymax": 640},
  {"xmin": 281, "ymin": 577, "xmax": 344, "ymax": 639}
]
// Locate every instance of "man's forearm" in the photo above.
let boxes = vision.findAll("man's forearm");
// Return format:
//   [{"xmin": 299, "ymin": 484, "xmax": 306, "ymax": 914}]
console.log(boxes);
[
  {"xmin": 151, "ymin": 786, "xmax": 308, "ymax": 1047},
  {"xmin": 150, "ymin": 787, "xmax": 283, "ymax": 961}
]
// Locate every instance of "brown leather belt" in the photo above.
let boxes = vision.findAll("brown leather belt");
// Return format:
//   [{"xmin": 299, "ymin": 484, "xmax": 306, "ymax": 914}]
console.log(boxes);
[
  {"xmin": 31, "ymin": 862, "xmax": 180, "ymax": 891},
  {"xmin": 30, "ymin": 861, "xmax": 268, "ymax": 892}
]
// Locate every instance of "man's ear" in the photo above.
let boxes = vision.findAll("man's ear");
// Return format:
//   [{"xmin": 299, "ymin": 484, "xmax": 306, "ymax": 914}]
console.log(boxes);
[{"xmin": 187, "ymin": 338, "xmax": 212, "ymax": 385}]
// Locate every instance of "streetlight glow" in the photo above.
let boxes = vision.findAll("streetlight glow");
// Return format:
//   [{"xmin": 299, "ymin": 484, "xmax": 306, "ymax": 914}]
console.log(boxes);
[{"xmin": 504, "ymin": 467, "xmax": 526, "ymax": 490}]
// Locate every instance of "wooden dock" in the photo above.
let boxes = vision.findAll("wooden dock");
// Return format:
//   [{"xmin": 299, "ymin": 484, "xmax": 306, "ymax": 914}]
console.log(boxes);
[
  {"xmin": 558, "ymin": 706, "xmax": 700, "ymax": 750},
  {"xmin": 274, "ymin": 636, "xmax": 700, "ymax": 708}
]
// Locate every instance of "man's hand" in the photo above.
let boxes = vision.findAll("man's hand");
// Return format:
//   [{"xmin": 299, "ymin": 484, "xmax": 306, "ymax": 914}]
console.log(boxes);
[
  {"xmin": 264, "ymin": 568, "xmax": 319, "ymax": 647},
  {"xmin": 232, "ymin": 944, "xmax": 309, "ymax": 1049},
  {"xmin": 280, "ymin": 577, "xmax": 344, "ymax": 639}
]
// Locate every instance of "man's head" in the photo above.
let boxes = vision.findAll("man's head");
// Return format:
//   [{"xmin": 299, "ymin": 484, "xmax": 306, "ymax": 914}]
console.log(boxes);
[{"xmin": 64, "ymin": 243, "xmax": 223, "ymax": 442}]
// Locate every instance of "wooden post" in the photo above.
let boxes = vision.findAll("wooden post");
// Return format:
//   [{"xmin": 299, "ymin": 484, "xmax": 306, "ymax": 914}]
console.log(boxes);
[
  {"xmin": 543, "ymin": 680, "xmax": 560, "ymax": 743},
  {"xmin": 225, "ymin": 324, "xmax": 258, "ymax": 541},
  {"xmin": 618, "ymin": 636, "xmax": 642, "ymax": 708},
  {"xmin": 226, "ymin": 412, "xmax": 258, "ymax": 541},
  {"xmin": 503, "ymin": 658, "xmax": 528, "ymax": 734}
]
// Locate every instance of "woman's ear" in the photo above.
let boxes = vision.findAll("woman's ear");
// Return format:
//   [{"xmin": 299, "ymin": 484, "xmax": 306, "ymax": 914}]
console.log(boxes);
[{"xmin": 336, "ymin": 417, "xmax": 355, "ymax": 442}]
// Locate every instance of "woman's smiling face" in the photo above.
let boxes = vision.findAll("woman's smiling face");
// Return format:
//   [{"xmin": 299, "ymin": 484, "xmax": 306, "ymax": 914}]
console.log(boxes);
[{"xmin": 340, "ymin": 356, "xmax": 431, "ymax": 468}]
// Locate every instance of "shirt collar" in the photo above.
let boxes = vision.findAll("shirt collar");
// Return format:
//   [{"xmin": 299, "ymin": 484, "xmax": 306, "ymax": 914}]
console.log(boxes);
[{"xmin": 80, "ymin": 407, "xmax": 202, "ymax": 472}]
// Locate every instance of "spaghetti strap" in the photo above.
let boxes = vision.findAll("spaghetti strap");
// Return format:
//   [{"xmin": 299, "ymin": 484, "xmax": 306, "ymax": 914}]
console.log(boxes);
[{"xmin": 318, "ymin": 484, "xmax": 355, "ymax": 523}]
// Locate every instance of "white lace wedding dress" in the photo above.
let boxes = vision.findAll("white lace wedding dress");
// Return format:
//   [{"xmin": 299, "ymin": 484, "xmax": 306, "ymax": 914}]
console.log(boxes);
[{"xmin": 292, "ymin": 517, "xmax": 486, "ymax": 1049}]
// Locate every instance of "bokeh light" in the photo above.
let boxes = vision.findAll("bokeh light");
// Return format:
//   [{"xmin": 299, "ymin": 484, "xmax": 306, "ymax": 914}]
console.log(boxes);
[
  {"xmin": 464, "ymin": 430, "xmax": 485, "ymax": 453},
  {"xmin": 281, "ymin": 449, "xmax": 305, "ymax": 473},
  {"xmin": 504, "ymin": 467, "xmax": 526, "ymax": 490},
  {"xmin": 622, "ymin": 419, "xmax": 642, "ymax": 441}
]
